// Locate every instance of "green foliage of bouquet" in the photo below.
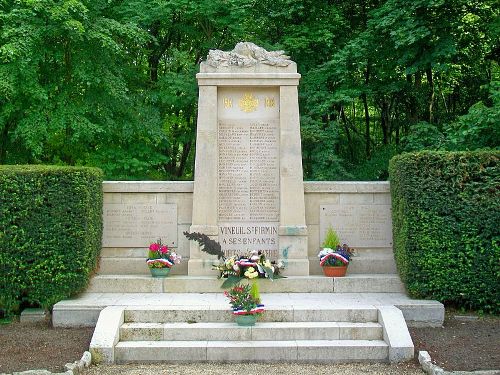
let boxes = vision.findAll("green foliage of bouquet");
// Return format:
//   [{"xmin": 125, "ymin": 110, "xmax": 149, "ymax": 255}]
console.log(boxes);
[{"xmin": 224, "ymin": 283, "xmax": 264, "ymax": 315}]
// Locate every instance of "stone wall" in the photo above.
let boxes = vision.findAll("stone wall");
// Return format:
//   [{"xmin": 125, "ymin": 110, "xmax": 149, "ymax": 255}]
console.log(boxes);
[
  {"xmin": 101, "ymin": 182, "xmax": 193, "ymax": 275},
  {"xmin": 100, "ymin": 181, "xmax": 391, "ymax": 276}
]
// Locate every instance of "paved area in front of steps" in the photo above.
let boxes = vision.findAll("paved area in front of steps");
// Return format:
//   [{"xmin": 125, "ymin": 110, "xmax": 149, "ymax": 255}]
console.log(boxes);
[
  {"xmin": 85, "ymin": 362, "xmax": 426, "ymax": 375},
  {"xmin": 55, "ymin": 291, "xmax": 441, "ymax": 308}
]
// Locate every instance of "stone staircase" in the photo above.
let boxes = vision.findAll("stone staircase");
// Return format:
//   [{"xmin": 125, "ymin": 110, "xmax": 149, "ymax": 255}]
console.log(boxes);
[
  {"xmin": 52, "ymin": 246, "xmax": 444, "ymax": 364},
  {"xmin": 90, "ymin": 302, "xmax": 414, "ymax": 364}
]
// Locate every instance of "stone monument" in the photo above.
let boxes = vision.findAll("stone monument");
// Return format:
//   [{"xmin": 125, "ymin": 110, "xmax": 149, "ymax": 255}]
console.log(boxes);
[{"xmin": 188, "ymin": 42, "xmax": 309, "ymax": 275}]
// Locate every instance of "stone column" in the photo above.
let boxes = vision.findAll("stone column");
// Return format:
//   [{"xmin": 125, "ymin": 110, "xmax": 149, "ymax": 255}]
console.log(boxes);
[
  {"xmin": 278, "ymin": 85, "xmax": 309, "ymax": 275},
  {"xmin": 188, "ymin": 85, "xmax": 220, "ymax": 275}
]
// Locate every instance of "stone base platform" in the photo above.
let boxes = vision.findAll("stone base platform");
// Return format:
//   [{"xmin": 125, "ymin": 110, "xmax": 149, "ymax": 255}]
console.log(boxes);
[
  {"xmin": 52, "ymin": 291, "xmax": 444, "ymax": 328},
  {"xmin": 84, "ymin": 294, "xmax": 441, "ymax": 364},
  {"xmin": 85, "ymin": 275, "xmax": 406, "ymax": 294}
]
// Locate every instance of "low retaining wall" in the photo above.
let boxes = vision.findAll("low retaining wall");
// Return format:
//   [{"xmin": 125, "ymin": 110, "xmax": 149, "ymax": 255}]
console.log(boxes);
[{"xmin": 101, "ymin": 181, "xmax": 392, "ymax": 276}]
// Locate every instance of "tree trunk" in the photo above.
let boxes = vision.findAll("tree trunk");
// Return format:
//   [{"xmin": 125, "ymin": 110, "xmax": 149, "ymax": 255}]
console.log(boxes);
[
  {"xmin": 0, "ymin": 121, "xmax": 11, "ymax": 164},
  {"xmin": 176, "ymin": 140, "xmax": 192, "ymax": 178},
  {"xmin": 340, "ymin": 106, "xmax": 355, "ymax": 161},
  {"xmin": 380, "ymin": 99, "xmax": 389, "ymax": 145},
  {"xmin": 426, "ymin": 67, "xmax": 435, "ymax": 123},
  {"xmin": 363, "ymin": 62, "xmax": 371, "ymax": 158}
]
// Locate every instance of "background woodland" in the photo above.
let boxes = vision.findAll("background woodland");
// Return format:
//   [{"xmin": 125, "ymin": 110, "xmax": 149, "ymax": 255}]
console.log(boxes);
[{"xmin": 1, "ymin": 0, "xmax": 498, "ymax": 180}]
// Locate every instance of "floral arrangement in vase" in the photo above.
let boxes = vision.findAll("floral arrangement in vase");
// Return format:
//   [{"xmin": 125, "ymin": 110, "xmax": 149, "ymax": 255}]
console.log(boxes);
[
  {"xmin": 184, "ymin": 231, "xmax": 285, "ymax": 288},
  {"xmin": 146, "ymin": 239, "xmax": 181, "ymax": 277},
  {"xmin": 224, "ymin": 283, "xmax": 264, "ymax": 326},
  {"xmin": 318, "ymin": 227, "xmax": 354, "ymax": 277}
]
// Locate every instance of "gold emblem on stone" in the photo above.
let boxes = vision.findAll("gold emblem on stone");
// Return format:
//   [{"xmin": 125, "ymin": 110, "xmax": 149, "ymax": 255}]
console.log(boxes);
[
  {"xmin": 238, "ymin": 93, "xmax": 259, "ymax": 113},
  {"xmin": 265, "ymin": 97, "xmax": 275, "ymax": 108},
  {"xmin": 223, "ymin": 98, "xmax": 233, "ymax": 108}
]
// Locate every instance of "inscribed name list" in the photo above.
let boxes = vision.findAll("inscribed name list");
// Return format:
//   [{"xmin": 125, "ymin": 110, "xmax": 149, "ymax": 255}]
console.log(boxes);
[
  {"xmin": 320, "ymin": 204, "xmax": 393, "ymax": 247},
  {"xmin": 217, "ymin": 87, "xmax": 280, "ymax": 256},
  {"xmin": 103, "ymin": 203, "xmax": 177, "ymax": 247},
  {"xmin": 218, "ymin": 120, "xmax": 280, "ymax": 222}
]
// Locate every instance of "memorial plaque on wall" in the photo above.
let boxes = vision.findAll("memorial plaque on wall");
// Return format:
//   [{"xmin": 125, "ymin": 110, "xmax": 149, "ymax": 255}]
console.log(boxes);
[
  {"xmin": 103, "ymin": 203, "xmax": 178, "ymax": 247},
  {"xmin": 217, "ymin": 87, "xmax": 280, "ymax": 257},
  {"xmin": 320, "ymin": 204, "xmax": 393, "ymax": 248}
]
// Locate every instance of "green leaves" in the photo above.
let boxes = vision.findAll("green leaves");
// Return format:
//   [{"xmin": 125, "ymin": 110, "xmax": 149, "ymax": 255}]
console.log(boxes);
[
  {"xmin": 0, "ymin": 0, "xmax": 498, "ymax": 180},
  {"xmin": 0, "ymin": 165, "xmax": 103, "ymax": 314},
  {"xmin": 390, "ymin": 151, "xmax": 500, "ymax": 313}
]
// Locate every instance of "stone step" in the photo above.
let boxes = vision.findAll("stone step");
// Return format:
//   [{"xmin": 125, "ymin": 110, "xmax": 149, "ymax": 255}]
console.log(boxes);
[
  {"xmin": 98, "ymin": 257, "xmax": 187, "ymax": 276},
  {"xmin": 334, "ymin": 275, "xmax": 405, "ymax": 293},
  {"xmin": 98, "ymin": 248, "xmax": 397, "ymax": 275},
  {"xmin": 52, "ymin": 292, "xmax": 445, "ymax": 328},
  {"xmin": 114, "ymin": 339, "xmax": 389, "ymax": 363},
  {"xmin": 347, "ymin": 255, "xmax": 397, "ymax": 274},
  {"xmin": 86, "ymin": 274, "xmax": 405, "ymax": 293},
  {"xmin": 124, "ymin": 306, "xmax": 379, "ymax": 324},
  {"xmin": 120, "ymin": 321, "xmax": 383, "ymax": 341},
  {"xmin": 97, "ymin": 256, "xmax": 396, "ymax": 275}
]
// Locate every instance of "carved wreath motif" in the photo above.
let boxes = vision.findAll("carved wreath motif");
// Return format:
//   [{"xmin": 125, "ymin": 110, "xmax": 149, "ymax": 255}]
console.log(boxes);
[{"xmin": 207, "ymin": 42, "xmax": 292, "ymax": 68}]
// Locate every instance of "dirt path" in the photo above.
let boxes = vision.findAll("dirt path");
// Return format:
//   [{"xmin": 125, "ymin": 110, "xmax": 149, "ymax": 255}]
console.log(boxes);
[{"xmin": 0, "ymin": 310, "xmax": 499, "ymax": 374}]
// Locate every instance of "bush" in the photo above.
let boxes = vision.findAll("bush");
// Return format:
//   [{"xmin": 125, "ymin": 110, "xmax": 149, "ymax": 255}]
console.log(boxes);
[
  {"xmin": 389, "ymin": 151, "xmax": 499, "ymax": 313},
  {"xmin": 0, "ymin": 165, "xmax": 103, "ymax": 314}
]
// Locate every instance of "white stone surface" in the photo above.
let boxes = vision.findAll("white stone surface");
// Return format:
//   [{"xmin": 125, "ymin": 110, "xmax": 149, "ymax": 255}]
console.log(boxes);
[
  {"xmin": 98, "ymin": 181, "xmax": 397, "ymax": 277},
  {"xmin": 52, "ymin": 291, "xmax": 444, "ymax": 328},
  {"xmin": 82, "ymin": 274, "xmax": 406, "ymax": 294},
  {"xmin": 206, "ymin": 42, "xmax": 293, "ymax": 68},
  {"xmin": 378, "ymin": 306, "xmax": 414, "ymax": 363},
  {"xmin": 103, "ymin": 181, "xmax": 194, "ymax": 193},
  {"xmin": 320, "ymin": 204, "xmax": 393, "ymax": 248},
  {"xmin": 52, "ymin": 306, "xmax": 102, "ymax": 328},
  {"xmin": 189, "ymin": 45, "xmax": 308, "ymax": 275},
  {"xmin": 295, "ymin": 340, "xmax": 388, "ymax": 362},
  {"xmin": 102, "ymin": 203, "xmax": 177, "ymax": 247},
  {"xmin": 334, "ymin": 275, "xmax": 405, "ymax": 293},
  {"xmin": 120, "ymin": 323, "xmax": 164, "ymax": 341},
  {"xmin": 89, "ymin": 306, "xmax": 124, "ymax": 364},
  {"xmin": 115, "ymin": 341, "xmax": 207, "ymax": 363},
  {"xmin": 20, "ymin": 308, "xmax": 47, "ymax": 323},
  {"xmin": 207, "ymin": 340, "xmax": 298, "ymax": 362},
  {"xmin": 304, "ymin": 181, "xmax": 390, "ymax": 193}
]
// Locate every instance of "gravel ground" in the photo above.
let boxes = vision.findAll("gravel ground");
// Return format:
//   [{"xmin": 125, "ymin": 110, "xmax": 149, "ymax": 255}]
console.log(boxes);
[{"xmin": 85, "ymin": 362, "xmax": 424, "ymax": 375}]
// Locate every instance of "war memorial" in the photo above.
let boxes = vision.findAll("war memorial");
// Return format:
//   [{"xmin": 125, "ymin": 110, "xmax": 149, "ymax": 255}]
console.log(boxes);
[{"xmin": 52, "ymin": 43, "xmax": 444, "ymax": 364}]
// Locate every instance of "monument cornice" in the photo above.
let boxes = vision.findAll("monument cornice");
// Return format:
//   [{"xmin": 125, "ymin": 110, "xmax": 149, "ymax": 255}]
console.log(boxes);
[{"xmin": 196, "ymin": 72, "xmax": 301, "ymax": 86}]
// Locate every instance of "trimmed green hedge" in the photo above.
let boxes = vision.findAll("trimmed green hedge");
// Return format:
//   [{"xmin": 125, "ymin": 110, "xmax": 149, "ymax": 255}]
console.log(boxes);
[
  {"xmin": 389, "ymin": 151, "xmax": 499, "ymax": 313},
  {"xmin": 0, "ymin": 165, "xmax": 103, "ymax": 314}
]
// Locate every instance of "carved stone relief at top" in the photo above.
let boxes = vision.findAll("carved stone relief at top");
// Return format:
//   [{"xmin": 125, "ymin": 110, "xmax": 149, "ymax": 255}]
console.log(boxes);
[{"xmin": 206, "ymin": 42, "xmax": 293, "ymax": 67}]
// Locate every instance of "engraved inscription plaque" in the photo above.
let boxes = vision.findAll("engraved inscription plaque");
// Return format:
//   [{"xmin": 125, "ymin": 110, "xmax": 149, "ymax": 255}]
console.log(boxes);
[
  {"xmin": 103, "ymin": 203, "xmax": 177, "ymax": 247},
  {"xmin": 320, "ymin": 204, "xmax": 393, "ymax": 247},
  {"xmin": 217, "ymin": 87, "xmax": 280, "ymax": 256},
  {"xmin": 219, "ymin": 223, "xmax": 279, "ymax": 258}
]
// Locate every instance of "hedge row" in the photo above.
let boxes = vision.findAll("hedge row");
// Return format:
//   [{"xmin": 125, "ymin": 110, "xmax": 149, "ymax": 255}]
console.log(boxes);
[
  {"xmin": 0, "ymin": 165, "xmax": 103, "ymax": 314},
  {"xmin": 389, "ymin": 151, "xmax": 499, "ymax": 313}
]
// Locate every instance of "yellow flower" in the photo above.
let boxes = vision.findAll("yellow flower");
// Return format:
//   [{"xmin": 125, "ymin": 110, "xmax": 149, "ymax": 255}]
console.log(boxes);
[{"xmin": 244, "ymin": 267, "xmax": 259, "ymax": 279}]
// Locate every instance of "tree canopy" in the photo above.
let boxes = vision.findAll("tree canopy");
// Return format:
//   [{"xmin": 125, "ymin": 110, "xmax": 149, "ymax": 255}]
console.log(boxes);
[{"xmin": 1, "ymin": 0, "xmax": 498, "ymax": 180}]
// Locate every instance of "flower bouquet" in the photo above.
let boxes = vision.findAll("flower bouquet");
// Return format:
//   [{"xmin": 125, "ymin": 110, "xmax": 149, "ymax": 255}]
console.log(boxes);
[
  {"xmin": 146, "ymin": 239, "xmax": 181, "ymax": 277},
  {"xmin": 318, "ymin": 227, "xmax": 354, "ymax": 277},
  {"xmin": 224, "ymin": 283, "xmax": 264, "ymax": 326},
  {"xmin": 214, "ymin": 250, "xmax": 285, "ymax": 287},
  {"xmin": 184, "ymin": 231, "xmax": 285, "ymax": 288}
]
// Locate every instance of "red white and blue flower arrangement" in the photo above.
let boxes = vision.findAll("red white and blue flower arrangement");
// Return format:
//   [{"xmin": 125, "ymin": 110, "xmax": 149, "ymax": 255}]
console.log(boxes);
[
  {"xmin": 225, "ymin": 283, "xmax": 264, "ymax": 316},
  {"xmin": 318, "ymin": 227, "xmax": 354, "ymax": 277},
  {"xmin": 146, "ymin": 239, "xmax": 181, "ymax": 270},
  {"xmin": 318, "ymin": 244, "xmax": 353, "ymax": 267}
]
